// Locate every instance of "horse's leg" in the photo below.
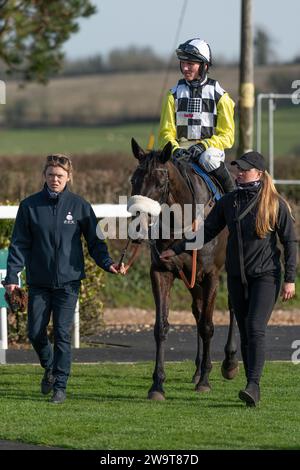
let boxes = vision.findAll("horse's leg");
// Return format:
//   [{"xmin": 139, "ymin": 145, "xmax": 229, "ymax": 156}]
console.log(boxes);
[
  {"xmin": 221, "ymin": 295, "xmax": 239, "ymax": 379},
  {"xmin": 190, "ymin": 285, "xmax": 203, "ymax": 384},
  {"xmin": 195, "ymin": 271, "xmax": 217, "ymax": 393},
  {"xmin": 148, "ymin": 267, "xmax": 174, "ymax": 401}
]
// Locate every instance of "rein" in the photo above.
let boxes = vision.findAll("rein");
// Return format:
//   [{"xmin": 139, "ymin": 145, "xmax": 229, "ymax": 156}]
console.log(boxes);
[
  {"xmin": 176, "ymin": 219, "xmax": 198, "ymax": 290},
  {"xmin": 120, "ymin": 161, "xmax": 199, "ymax": 289}
]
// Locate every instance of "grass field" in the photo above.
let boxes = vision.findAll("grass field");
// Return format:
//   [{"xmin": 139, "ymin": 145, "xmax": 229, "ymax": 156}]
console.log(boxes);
[
  {"xmin": 0, "ymin": 123, "xmax": 158, "ymax": 157},
  {"xmin": 0, "ymin": 105, "xmax": 299, "ymax": 158},
  {"xmin": 3, "ymin": 65, "xmax": 299, "ymax": 128},
  {"xmin": 0, "ymin": 362, "xmax": 299, "ymax": 450}
]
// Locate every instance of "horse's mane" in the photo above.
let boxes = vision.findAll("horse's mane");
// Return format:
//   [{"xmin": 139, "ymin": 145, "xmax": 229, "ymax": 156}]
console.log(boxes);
[{"xmin": 136, "ymin": 148, "xmax": 193, "ymax": 179}]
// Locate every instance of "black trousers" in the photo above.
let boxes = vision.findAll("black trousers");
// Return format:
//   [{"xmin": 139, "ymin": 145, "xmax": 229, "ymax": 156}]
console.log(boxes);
[
  {"xmin": 227, "ymin": 274, "xmax": 281, "ymax": 385},
  {"xmin": 27, "ymin": 282, "xmax": 80, "ymax": 391}
]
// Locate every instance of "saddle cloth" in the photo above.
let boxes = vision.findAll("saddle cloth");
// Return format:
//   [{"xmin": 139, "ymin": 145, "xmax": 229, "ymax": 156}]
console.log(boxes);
[{"xmin": 191, "ymin": 163, "xmax": 222, "ymax": 201}]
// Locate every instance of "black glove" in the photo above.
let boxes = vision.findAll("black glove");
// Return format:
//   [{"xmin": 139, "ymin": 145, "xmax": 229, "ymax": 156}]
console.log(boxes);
[
  {"xmin": 173, "ymin": 148, "xmax": 191, "ymax": 159},
  {"xmin": 1, "ymin": 282, "xmax": 28, "ymax": 313},
  {"xmin": 188, "ymin": 143, "xmax": 206, "ymax": 161}
]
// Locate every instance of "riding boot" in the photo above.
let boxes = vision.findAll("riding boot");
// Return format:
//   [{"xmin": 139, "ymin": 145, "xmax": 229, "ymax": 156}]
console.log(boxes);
[
  {"xmin": 238, "ymin": 381, "xmax": 260, "ymax": 407},
  {"xmin": 210, "ymin": 163, "xmax": 235, "ymax": 193}
]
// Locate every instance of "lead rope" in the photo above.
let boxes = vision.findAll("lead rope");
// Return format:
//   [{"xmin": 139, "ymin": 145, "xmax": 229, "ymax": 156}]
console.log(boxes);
[
  {"xmin": 118, "ymin": 240, "xmax": 142, "ymax": 274},
  {"xmin": 149, "ymin": 218, "xmax": 199, "ymax": 290},
  {"xmin": 177, "ymin": 219, "xmax": 198, "ymax": 289}
]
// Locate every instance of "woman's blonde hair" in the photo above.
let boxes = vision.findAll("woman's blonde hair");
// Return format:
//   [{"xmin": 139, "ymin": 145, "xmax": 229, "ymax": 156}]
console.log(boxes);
[
  {"xmin": 256, "ymin": 171, "xmax": 292, "ymax": 238},
  {"xmin": 43, "ymin": 153, "xmax": 73, "ymax": 184}
]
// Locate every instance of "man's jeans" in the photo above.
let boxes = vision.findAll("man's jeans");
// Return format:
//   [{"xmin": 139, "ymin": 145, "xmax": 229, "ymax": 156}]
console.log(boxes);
[{"xmin": 27, "ymin": 282, "xmax": 80, "ymax": 390}]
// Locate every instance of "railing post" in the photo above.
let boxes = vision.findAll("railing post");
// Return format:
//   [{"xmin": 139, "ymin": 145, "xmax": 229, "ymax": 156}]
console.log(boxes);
[
  {"xmin": 72, "ymin": 299, "xmax": 80, "ymax": 349},
  {"xmin": 0, "ymin": 307, "xmax": 8, "ymax": 364},
  {"xmin": 268, "ymin": 95, "xmax": 275, "ymax": 178}
]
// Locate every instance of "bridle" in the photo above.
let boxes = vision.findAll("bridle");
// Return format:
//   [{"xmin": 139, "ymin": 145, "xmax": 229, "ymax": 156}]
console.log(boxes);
[
  {"xmin": 119, "ymin": 161, "xmax": 198, "ymax": 289},
  {"xmin": 119, "ymin": 166, "xmax": 169, "ymax": 272},
  {"xmin": 153, "ymin": 167, "xmax": 169, "ymax": 205}
]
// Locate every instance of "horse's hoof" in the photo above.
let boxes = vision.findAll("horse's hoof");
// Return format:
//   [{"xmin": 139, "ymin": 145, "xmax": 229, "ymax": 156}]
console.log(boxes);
[
  {"xmin": 192, "ymin": 374, "xmax": 201, "ymax": 385},
  {"xmin": 148, "ymin": 391, "xmax": 165, "ymax": 401},
  {"xmin": 221, "ymin": 361, "xmax": 239, "ymax": 380},
  {"xmin": 195, "ymin": 384, "xmax": 211, "ymax": 393}
]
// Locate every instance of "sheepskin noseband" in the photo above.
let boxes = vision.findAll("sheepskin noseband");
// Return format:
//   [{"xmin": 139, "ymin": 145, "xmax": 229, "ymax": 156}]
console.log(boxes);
[{"xmin": 127, "ymin": 195, "xmax": 161, "ymax": 217}]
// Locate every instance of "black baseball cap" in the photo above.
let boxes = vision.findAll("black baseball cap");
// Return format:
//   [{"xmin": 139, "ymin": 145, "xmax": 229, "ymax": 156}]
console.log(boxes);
[{"xmin": 231, "ymin": 151, "xmax": 266, "ymax": 171}]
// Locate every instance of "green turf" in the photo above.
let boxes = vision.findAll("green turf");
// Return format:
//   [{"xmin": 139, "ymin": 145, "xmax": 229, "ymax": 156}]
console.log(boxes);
[
  {"xmin": 256, "ymin": 105, "xmax": 300, "ymax": 157},
  {"xmin": 0, "ymin": 362, "xmax": 299, "ymax": 450},
  {"xmin": 0, "ymin": 124, "xmax": 159, "ymax": 156},
  {"xmin": 0, "ymin": 105, "xmax": 299, "ymax": 157}
]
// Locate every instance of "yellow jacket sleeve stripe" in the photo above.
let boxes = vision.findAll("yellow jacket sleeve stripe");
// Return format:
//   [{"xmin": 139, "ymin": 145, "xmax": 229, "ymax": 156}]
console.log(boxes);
[
  {"xmin": 158, "ymin": 91, "xmax": 178, "ymax": 151},
  {"xmin": 201, "ymin": 93, "xmax": 235, "ymax": 151}
]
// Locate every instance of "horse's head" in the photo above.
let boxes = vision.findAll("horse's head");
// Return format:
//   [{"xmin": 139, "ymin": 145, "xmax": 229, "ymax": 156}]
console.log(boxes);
[
  {"xmin": 130, "ymin": 138, "xmax": 172, "ymax": 201},
  {"xmin": 127, "ymin": 138, "xmax": 173, "ymax": 241}
]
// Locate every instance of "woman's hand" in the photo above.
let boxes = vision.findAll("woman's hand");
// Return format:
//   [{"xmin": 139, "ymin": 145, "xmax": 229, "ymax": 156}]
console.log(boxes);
[
  {"xmin": 109, "ymin": 263, "xmax": 127, "ymax": 275},
  {"xmin": 4, "ymin": 284, "xmax": 19, "ymax": 294},
  {"xmin": 280, "ymin": 282, "xmax": 295, "ymax": 301},
  {"xmin": 160, "ymin": 249, "xmax": 176, "ymax": 261}
]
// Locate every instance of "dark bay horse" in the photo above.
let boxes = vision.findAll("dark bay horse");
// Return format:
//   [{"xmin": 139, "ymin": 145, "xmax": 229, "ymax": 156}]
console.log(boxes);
[{"xmin": 129, "ymin": 138, "xmax": 239, "ymax": 400}]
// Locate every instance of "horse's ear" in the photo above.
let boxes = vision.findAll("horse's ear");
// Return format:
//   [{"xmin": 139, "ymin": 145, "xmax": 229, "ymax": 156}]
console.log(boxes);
[
  {"xmin": 159, "ymin": 141, "xmax": 173, "ymax": 164},
  {"xmin": 131, "ymin": 138, "xmax": 145, "ymax": 161}
]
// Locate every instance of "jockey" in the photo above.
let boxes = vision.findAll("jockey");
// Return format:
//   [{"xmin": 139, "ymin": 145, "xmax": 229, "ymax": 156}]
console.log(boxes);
[{"xmin": 158, "ymin": 38, "xmax": 235, "ymax": 192}]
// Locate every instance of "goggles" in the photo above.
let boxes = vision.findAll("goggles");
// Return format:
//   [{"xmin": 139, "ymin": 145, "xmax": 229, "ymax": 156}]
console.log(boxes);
[
  {"xmin": 177, "ymin": 44, "xmax": 200, "ymax": 56},
  {"xmin": 47, "ymin": 155, "xmax": 71, "ymax": 165}
]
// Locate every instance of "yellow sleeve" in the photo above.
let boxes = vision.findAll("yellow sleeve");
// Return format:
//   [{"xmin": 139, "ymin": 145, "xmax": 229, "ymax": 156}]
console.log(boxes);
[
  {"xmin": 201, "ymin": 93, "xmax": 235, "ymax": 151},
  {"xmin": 158, "ymin": 91, "xmax": 179, "ymax": 152}
]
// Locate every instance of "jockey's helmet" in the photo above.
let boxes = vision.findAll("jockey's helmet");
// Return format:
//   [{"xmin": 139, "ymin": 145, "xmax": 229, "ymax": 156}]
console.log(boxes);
[{"xmin": 176, "ymin": 38, "xmax": 212, "ymax": 66}]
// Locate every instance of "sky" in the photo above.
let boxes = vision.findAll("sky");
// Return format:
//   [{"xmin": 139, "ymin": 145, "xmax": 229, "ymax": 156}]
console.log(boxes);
[{"xmin": 63, "ymin": 0, "xmax": 300, "ymax": 63}]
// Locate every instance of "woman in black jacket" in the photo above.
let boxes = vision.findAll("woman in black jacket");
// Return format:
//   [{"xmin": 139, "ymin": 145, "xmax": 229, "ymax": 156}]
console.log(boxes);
[
  {"xmin": 160, "ymin": 151, "xmax": 297, "ymax": 407},
  {"xmin": 4, "ymin": 154, "xmax": 125, "ymax": 404}
]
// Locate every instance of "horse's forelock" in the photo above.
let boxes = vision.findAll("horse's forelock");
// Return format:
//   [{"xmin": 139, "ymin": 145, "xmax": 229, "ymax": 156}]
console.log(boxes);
[{"xmin": 136, "ymin": 151, "xmax": 161, "ymax": 172}]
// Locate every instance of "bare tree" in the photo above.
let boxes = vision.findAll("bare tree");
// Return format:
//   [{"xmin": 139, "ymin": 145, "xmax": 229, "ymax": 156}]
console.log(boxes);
[{"xmin": 254, "ymin": 28, "xmax": 275, "ymax": 65}]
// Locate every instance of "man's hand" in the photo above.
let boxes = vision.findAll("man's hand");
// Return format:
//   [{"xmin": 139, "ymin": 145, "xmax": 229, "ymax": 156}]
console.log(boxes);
[
  {"xmin": 173, "ymin": 148, "xmax": 190, "ymax": 159},
  {"xmin": 2, "ymin": 284, "xmax": 28, "ymax": 313},
  {"xmin": 4, "ymin": 283, "xmax": 19, "ymax": 294},
  {"xmin": 188, "ymin": 143, "xmax": 206, "ymax": 161},
  {"xmin": 281, "ymin": 282, "xmax": 295, "ymax": 301},
  {"xmin": 160, "ymin": 249, "xmax": 176, "ymax": 261},
  {"xmin": 109, "ymin": 263, "xmax": 127, "ymax": 275}
]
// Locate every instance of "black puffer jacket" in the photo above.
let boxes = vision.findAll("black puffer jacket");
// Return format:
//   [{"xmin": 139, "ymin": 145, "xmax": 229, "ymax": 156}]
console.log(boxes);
[
  {"xmin": 6, "ymin": 185, "xmax": 113, "ymax": 287},
  {"xmin": 174, "ymin": 184, "xmax": 298, "ymax": 282}
]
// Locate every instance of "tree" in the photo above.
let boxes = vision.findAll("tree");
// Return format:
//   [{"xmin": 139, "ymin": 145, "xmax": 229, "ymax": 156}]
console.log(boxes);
[
  {"xmin": 108, "ymin": 46, "xmax": 164, "ymax": 72},
  {"xmin": 254, "ymin": 27, "xmax": 274, "ymax": 65},
  {"xmin": 0, "ymin": 0, "xmax": 96, "ymax": 82}
]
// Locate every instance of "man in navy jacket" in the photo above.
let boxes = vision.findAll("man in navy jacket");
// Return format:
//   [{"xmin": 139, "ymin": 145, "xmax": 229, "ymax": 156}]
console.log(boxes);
[{"xmin": 4, "ymin": 154, "xmax": 124, "ymax": 404}]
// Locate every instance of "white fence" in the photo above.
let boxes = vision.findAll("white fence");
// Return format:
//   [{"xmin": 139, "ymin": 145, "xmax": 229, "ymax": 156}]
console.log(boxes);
[
  {"xmin": 256, "ymin": 93, "xmax": 300, "ymax": 185},
  {"xmin": 0, "ymin": 204, "xmax": 131, "ymax": 219}
]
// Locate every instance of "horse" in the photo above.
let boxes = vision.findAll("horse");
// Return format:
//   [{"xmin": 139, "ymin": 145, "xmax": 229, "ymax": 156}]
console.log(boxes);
[{"xmin": 128, "ymin": 138, "xmax": 239, "ymax": 400}]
